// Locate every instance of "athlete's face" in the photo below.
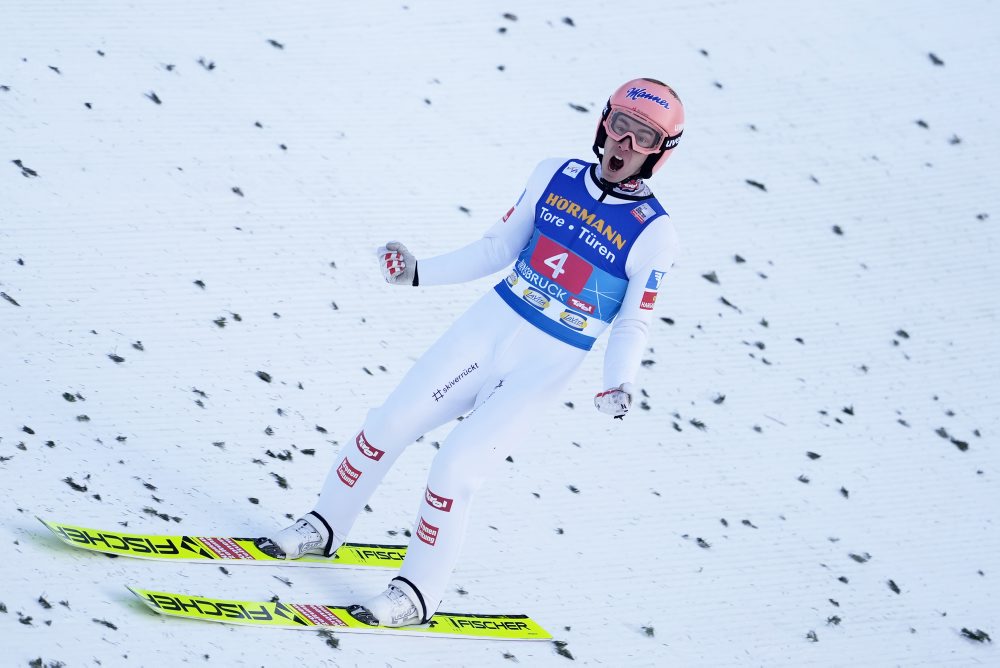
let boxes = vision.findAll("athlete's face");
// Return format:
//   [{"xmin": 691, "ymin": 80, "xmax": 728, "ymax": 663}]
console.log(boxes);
[{"xmin": 601, "ymin": 135, "xmax": 649, "ymax": 183}]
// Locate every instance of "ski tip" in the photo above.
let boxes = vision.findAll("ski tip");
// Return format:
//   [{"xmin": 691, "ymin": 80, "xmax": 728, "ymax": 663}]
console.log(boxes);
[
  {"xmin": 126, "ymin": 586, "xmax": 158, "ymax": 608},
  {"xmin": 36, "ymin": 517, "xmax": 63, "ymax": 537}
]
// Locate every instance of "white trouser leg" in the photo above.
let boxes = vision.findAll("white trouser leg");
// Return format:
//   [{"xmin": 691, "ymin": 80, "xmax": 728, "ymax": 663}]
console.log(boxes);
[
  {"xmin": 312, "ymin": 293, "xmax": 517, "ymax": 538},
  {"xmin": 396, "ymin": 329, "xmax": 586, "ymax": 619}
]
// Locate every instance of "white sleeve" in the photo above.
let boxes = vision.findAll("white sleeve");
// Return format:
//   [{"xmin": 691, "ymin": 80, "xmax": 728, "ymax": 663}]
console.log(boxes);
[
  {"xmin": 602, "ymin": 216, "xmax": 680, "ymax": 389},
  {"xmin": 417, "ymin": 158, "xmax": 564, "ymax": 286}
]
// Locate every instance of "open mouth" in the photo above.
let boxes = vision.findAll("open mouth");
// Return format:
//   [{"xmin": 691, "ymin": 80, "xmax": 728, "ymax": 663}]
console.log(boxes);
[{"xmin": 609, "ymin": 155, "xmax": 624, "ymax": 172}]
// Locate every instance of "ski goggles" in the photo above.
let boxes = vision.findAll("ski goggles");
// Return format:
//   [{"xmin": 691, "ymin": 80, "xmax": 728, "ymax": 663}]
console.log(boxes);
[{"xmin": 603, "ymin": 109, "xmax": 671, "ymax": 154}]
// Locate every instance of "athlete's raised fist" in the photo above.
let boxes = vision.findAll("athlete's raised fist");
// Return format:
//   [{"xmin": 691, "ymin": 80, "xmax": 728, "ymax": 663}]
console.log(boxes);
[
  {"xmin": 594, "ymin": 382, "xmax": 634, "ymax": 419},
  {"xmin": 377, "ymin": 241, "xmax": 417, "ymax": 286}
]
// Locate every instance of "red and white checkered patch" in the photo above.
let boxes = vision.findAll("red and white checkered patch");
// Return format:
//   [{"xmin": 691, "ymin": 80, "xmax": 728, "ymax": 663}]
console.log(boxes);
[{"xmin": 383, "ymin": 252, "xmax": 404, "ymax": 276}]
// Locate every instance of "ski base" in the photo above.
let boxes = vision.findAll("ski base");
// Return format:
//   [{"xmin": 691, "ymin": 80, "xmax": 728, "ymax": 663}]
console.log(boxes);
[
  {"xmin": 39, "ymin": 517, "xmax": 405, "ymax": 569},
  {"xmin": 129, "ymin": 587, "xmax": 551, "ymax": 640}
]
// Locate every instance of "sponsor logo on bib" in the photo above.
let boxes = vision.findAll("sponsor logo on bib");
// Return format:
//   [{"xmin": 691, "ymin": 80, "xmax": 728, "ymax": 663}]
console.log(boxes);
[
  {"xmin": 521, "ymin": 287, "xmax": 549, "ymax": 310},
  {"xmin": 559, "ymin": 310, "xmax": 588, "ymax": 331},
  {"xmin": 631, "ymin": 202, "xmax": 656, "ymax": 224},
  {"xmin": 568, "ymin": 296, "xmax": 594, "ymax": 314}
]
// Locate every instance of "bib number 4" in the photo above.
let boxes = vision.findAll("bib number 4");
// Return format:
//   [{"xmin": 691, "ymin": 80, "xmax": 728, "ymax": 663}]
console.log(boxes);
[
  {"xmin": 529, "ymin": 236, "xmax": 593, "ymax": 294},
  {"xmin": 543, "ymin": 252, "xmax": 568, "ymax": 279}
]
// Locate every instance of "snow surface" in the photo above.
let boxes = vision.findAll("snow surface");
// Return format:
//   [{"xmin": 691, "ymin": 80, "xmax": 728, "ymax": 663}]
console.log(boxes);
[{"xmin": 2, "ymin": 0, "xmax": 998, "ymax": 666}]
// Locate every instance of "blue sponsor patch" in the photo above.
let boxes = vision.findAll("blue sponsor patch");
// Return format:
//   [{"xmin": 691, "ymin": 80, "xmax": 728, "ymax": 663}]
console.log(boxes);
[{"xmin": 645, "ymin": 270, "xmax": 665, "ymax": 291}]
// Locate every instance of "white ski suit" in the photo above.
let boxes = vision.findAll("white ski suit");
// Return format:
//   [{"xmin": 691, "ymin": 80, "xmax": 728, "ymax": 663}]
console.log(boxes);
[{"xmin": 312, "ymin": 157, "xmax": 680, "ymax": 621}]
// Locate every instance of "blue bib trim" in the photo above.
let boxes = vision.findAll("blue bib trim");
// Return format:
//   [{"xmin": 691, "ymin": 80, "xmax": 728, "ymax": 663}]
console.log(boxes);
[{"xmin": 494, "ymin": 160, "xmax": 667, "ymax": 349}]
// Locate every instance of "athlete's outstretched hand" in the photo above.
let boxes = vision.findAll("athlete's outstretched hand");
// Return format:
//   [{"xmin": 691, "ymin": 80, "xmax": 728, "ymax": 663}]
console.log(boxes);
[
  {"xmin": 594, "ymin": 382, "xmax": 634, "ymax": 420},
  {"xmin": 377, "ymin": 241, "xmax": 417, "ymax": 286}
]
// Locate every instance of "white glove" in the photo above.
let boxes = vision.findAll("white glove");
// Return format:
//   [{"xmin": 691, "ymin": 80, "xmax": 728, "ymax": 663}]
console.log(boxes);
[
  {"xmin": 594, "ymin": 382, "xmax": 634, "ymax": 420},
  {"xmin": 377, "ymin": 241, "xmax": 417, "ymax": 286}
]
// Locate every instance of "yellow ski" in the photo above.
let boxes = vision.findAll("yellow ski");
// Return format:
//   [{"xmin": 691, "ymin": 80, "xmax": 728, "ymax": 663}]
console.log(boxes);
[
  {"xmin": 39, "ymin": 517, "xmax": 405, "ymax": 569},
  {"xmin": 129, "ymin": 587, "xmax": 552, "ymax": 640}
]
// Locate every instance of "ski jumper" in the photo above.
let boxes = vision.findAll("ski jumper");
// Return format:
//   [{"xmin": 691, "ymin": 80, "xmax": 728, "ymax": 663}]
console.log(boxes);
[{"xmin": 312, "ymin": 158, "xmax": 680, "ymax": 621}]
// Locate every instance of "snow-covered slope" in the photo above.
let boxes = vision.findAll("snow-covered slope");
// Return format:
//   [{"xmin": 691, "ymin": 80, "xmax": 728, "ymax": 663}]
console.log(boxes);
[{"xmin": 2, "ymin": 1, "xmax": 997, "ymax": 665}]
